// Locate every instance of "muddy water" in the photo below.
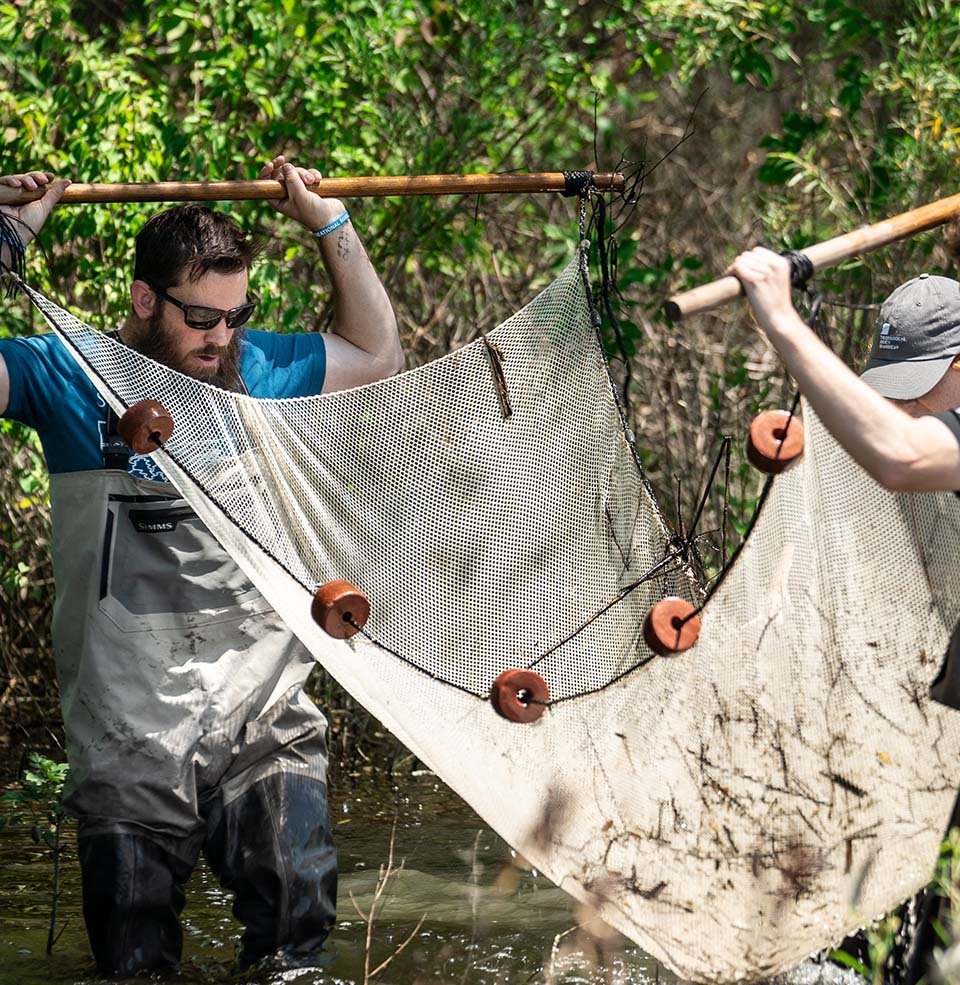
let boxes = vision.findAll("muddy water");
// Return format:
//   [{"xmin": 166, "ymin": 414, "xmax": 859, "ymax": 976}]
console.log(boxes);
[{"xmin": 0, "ymin": 779, "xmax": 863, "ymax": 985}]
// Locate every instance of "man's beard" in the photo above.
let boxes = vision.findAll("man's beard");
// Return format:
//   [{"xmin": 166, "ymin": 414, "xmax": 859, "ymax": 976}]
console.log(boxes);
[{"xmin": 125, "ymin": 311, "xmax": 245, "ymax": 392}]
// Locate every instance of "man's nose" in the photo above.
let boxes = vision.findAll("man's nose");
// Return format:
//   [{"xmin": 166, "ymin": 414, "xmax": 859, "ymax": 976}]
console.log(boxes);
[{"xmin": 204, "ymin": 318, "xmax": 232, "ymax": 346}]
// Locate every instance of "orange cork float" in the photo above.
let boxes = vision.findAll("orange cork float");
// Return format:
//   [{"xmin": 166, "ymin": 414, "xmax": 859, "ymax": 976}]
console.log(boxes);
[
  {"xmin": 118, "ymin": 399, "xmax": 174, "ymax": 455},
  {"xmin": 311, "ymin": 580, "xmax": 370, "ymax": 639},
  {"xmin": 490, "ymin": 669, "xmax": 550, "ymax": 723},
  {"xmin": 644, "ymin": 597, "xmax": 701, "ymax": 656},
  {"xmin": 747, "ymin": 409, "xmax": 804, "ymax": 474}
]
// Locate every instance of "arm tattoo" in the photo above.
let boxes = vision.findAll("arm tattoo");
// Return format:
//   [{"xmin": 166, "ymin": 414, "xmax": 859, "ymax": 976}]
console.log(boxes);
[{"xmin": 336, "ymin": 227, "xmax": 351, "ymax": 260}]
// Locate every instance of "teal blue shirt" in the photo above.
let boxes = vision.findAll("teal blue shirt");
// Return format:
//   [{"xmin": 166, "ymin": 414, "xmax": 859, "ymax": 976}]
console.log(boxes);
[{"xmin": 0, "ymin": 329, "xmax": 326, "ymax": 481}]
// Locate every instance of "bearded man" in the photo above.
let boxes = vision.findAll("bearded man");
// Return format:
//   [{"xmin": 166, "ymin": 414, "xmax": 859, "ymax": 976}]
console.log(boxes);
[{"xmin": 0, "ymin": 159, "xmax": 403, "ymax": 976}]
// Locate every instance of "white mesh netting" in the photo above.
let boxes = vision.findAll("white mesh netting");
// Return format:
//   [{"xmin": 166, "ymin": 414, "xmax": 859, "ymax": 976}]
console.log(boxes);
[{"xmin": 23, "ymin": 252, "xmax": 960, "ymax": 981}]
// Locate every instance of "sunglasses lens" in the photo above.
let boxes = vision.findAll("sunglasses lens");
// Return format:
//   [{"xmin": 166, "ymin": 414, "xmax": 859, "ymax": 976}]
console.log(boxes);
[
  {"xmin": 184, "ymin": 307, "xmax": 224, "ymax": 331},
  {"xmin": 174, "ymin": 292, "xmax": 257, "ymax": 330},
  {"xmin": 226, "ymin": 302, "xmax": 256, "ymax": 329}
]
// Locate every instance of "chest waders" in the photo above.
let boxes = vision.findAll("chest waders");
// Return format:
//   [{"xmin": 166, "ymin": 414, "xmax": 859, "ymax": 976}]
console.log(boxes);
[{"xmin": 53, "ymin": 412, "xmax": 336, "ymax": 975}]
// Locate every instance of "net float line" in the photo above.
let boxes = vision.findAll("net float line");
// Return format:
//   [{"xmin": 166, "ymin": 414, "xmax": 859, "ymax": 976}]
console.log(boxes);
[
  {"xmin": 0, "ymin": 172, "xmax": 625, "ymax": 206},
  {"xmin": 664, "ymin": 189, "xmax": 960, "ymax": 323}
]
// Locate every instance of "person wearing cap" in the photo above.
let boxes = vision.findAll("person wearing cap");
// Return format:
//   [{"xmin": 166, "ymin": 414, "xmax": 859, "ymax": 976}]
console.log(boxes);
[
  {"xmin": 860, "ymin": 272, "xmax": 960, "ymax": 411},
  {"xmin": 727, "ymin": 248, "xmax": 960, "ymax": 492},
  {"xmin": 728, "ymin": 251, "xmax": 960, "ymax": 985},
  {"xmin": 853, "ymin": 272, "xmax": 960, "ymax": 700},
  {"xmin": 856, "ymin": 271, "xmax": 960, "ymax": 984}
]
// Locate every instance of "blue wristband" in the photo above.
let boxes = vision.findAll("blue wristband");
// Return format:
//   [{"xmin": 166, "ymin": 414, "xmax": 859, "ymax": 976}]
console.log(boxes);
[{"xmin": 312, "ymin": 210, "xmax": 351, "ymax": 239}]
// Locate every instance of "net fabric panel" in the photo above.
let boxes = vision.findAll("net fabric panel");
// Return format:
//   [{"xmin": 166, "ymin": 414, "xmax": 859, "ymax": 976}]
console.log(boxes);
[
  {"xmin": 23, "ymin": 256, "xmax": 960, "ymax": 982},
  {"xmin": 25, "ymin": 258, "xmax": 689, "ymax": 703}
]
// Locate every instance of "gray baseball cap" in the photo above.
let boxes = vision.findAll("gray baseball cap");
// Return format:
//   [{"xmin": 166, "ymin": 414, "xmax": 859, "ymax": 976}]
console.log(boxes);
[{"xmin": 860, "ymin": 273, "xmax": 960, "ymax": 399}]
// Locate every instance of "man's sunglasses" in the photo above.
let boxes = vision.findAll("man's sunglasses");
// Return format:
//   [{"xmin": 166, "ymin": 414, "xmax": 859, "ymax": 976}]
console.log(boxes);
[{"xmin": 150, "ymin": 284, "xmax": 259, "ymax": 331}]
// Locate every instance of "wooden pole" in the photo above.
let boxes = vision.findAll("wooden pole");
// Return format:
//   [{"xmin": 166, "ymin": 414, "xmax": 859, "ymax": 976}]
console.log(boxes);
[
  {"xmin": 0, "ymin": 172, "xmax": 625, "ymax": 205},
  {"xmin": 664, "ymin": 190, "xmax": 960, "ymax": 323}
]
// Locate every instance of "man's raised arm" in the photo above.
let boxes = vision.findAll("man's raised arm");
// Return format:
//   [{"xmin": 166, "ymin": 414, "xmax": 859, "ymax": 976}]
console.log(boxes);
[
  {"xmin": 728, "ymin": 246, "xmax": 960, "ymax": 493},
  {"xmin": 259, "ymin": 156, "xmax": 403, "ymax": 392},
  {"xmin": 0, "ymin": 170, "xmax": 70, "ymax": 417}
]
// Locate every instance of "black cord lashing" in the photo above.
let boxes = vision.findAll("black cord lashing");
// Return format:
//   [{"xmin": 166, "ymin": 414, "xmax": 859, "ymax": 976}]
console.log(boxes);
[
  {"xmin": 0, "ymin": 212, "xmax": 28, "ymax": 294},
  {"xmin": 781, "ymin": 249, "xmax": 834, "ymax": 347},
  {"xmin": 781, "ymin": 250, "xmax": 814, "ymax": 290},
  {"xmin": 574, "ymin": 186, "xmax": 665, "ymax": 530},
  {"xmin": 591, "ymin": 192, "xmax": 636, "ymax": 415},
  {"xmin": 562, "ymin": 169, "xmax": 596, "ymax": 198}
]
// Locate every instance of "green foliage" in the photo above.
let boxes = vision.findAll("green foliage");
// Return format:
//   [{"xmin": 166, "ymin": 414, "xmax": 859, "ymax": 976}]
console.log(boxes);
[
  {"xmin": 0, "ymin": 751, "xmax": 69, "ymax": 849},
  {"xmin": 757, "ymin": 114, "xmax": 826, "ymax": 186},
  {"xmin": 690, "ymin": 0, "xmax": 958, "ymax": 278},
  {"xmin": 1, "ymin": 0, "xmax": 955, "ymax": 345},
  {"xmin": 0, "ymin": 0, "xmax": 611, "ymax": 337},
  {"xmin": 0, "ymin": 421, "xmax": 49, "ymax": 606},
  {"xmin": 0, "ymin": 751, "xmax": 71, "ymax": 954}
]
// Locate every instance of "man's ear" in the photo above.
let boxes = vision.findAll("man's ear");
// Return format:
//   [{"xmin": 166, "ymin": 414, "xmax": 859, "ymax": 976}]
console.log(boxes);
[{"xmin": 130, "ymin": 280, "xmax": 156, "ymax": 319}]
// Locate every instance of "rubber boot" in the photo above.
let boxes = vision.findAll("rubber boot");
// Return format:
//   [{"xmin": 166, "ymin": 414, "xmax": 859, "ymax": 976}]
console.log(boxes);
[
  {"xmin": 79, "ymin": 832, "xmax": 194, "ymax": 976},
  {"xmin": 203, "ymin": 770, "xmax": 337, "ymax": 969}
]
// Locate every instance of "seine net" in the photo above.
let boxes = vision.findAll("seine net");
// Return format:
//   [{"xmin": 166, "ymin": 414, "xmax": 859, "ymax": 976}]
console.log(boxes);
[{"xmin": 18, "ymin": 249, "xmax": 960, "ymax": 982}]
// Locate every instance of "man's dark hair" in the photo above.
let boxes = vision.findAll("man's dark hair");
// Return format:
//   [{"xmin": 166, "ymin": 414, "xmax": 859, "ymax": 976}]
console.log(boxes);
[{"xmin": 133, "ymin": 204, "xmax": 262, "ymax": 289}]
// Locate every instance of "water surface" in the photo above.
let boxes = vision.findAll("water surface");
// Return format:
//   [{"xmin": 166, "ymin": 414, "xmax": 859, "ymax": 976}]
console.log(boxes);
[{"xmin": 0, "ymin": 779, "xmax": 864, "ymax": 985}]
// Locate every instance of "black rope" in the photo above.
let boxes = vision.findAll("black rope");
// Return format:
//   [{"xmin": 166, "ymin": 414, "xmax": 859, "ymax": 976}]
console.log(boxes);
[
  {"xmin": 0, "ymin": 212, "xmax": 57, "ymax": 304},
  {"xmin": 674, "ymin": 474, "xmax": 685, "ymax": 549},
  {"xmin": 661, "ymin": 436, "xmax": 735, "ymax": 590},
  {"xmin": 793, "ymin": 279, "xmax": 834, "ymax": 348},
  {"xmin": 781, "ymin": 249, "xmax": 814, "ymax": 289},
  {"xmin": 608, "ymin": 153, "xmax": 647, "ymax": 233},
  {"xmin": 547, "ymin": 648, "xmax": 661, "ymax": 708},
  {"xmin": 592, "ymin": 191, "xmax": 636, "ymax": 415},
  {"xmin": 721, "ymin": 438, "xmax": 731, "ymax": 570},
  {"xmin": 682, "ymin": 335, "xmax": 809, "ymax": 624},
  {"xmin": 528, "ymin": 549, "xmax": 686, "ymax": 671},
  {"xmin": 0, "ymin": 212, "xmax": 28, "ymax": 294},
  {"xmin": 684, "ymin": 436, "xmax": 732, "ymax": 565},
  {"xmin": 562, "ymin": 170, "xmax": 595, "ymax": 198},
  {"xmin": 604, "ymin": 91, "xmax": 701, "ymax": 239},
  {"xmin": 682, "ymin": 472, "xmax": 776, "ymax": 620},
  {"xmin": 574, "ymin": 191, "xmax": 664, "ymax": 519},
  {"xmin": 519, "ymin": 692, "xmax": 550, "ymax": 708},
  {"xmin": 344, "ymin": 617, "xmax": 487, "ymax": 701}
]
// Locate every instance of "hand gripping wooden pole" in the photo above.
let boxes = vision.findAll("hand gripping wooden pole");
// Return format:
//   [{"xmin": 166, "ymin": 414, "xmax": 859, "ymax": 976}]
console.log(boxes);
[
  {"xmin": 0, "ymin": 172, "xmax": 625, "ymax": 205},
  {"xmin": 664, "ymin": 190, "xmax": 960, "ymax": 323}
]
